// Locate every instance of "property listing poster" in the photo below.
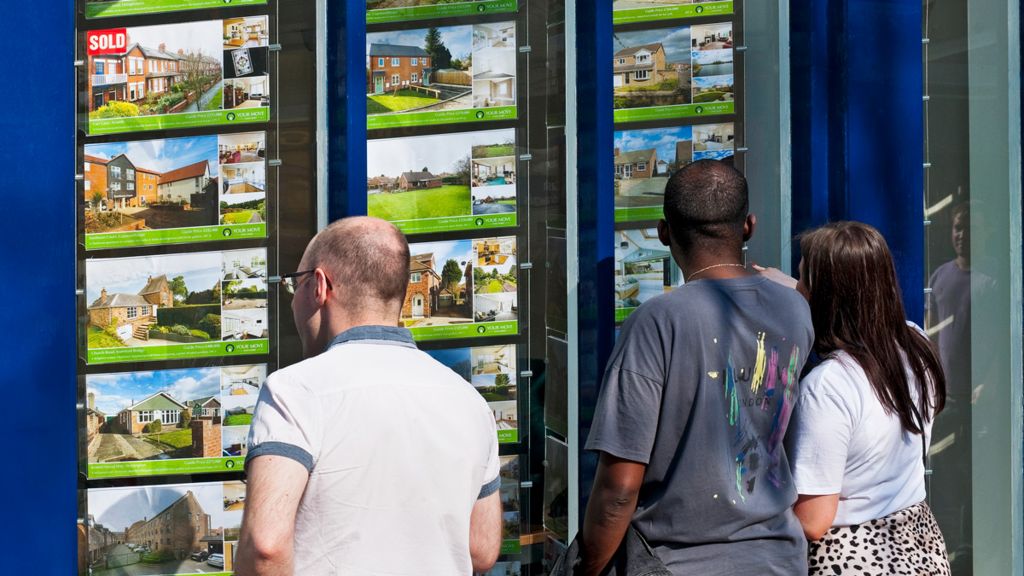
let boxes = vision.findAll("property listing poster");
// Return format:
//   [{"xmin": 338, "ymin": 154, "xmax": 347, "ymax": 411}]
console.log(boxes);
[
  {"xmin": 366, "ymin": 22, "xmax": 517, "ymax": 129},
  {"xmin": 613, "ymin": 123, "xmax": 735, "ymax": 222},
  {"xmin": 366, "ymin": 0, "xmax": 517, "ymax": 25},
  {"xmin": 367, "ymin": 129, "xmax": 517, "ymax": 234},
  {"xmin": 403, "ymin": 236, "xmax": 518, "ymax": 341},
  {"xmin": 612, "ymin": 21, "xmax": 734, "ymax": 123},
  {"xmin": 84, "ymin": 132, "xmax": 268, "ymax": 249},
  {"xmin": 426, "ymin": 344, "xmax": 518, "ymax": 443},
  {"xmin": 86, "ymin": 17, "xmax": 271, "ymax": 135},
  {"xmin": 612, "ymin": 0, "xmax": 733, "ymax": 25},
  {"xmin": 84, "ymin": 480, "xmax": 246, "ymax": 575},
  {"xmin": 86, "ymin": 0, "xmax": 266, "ymax": 19},
  {"xmin": 84, "ymin": 248, "xmax": 270, "ymax": 365},
  {"xmin": 498, "ymin": 455, "xmax": 522, "ymax": 554},
  {"xmin": 85, "ymin": 364, "xmax": 265, "ymax": 479},
  {"xmin": 614, "ymin": 228, "xmax": 682, "ymax": 322}
]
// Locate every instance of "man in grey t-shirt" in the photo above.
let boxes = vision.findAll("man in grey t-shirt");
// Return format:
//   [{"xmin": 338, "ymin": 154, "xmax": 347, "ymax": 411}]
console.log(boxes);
[{"xmin": 580, "ymin": 161, "xmax": 814, "ymax": 576}]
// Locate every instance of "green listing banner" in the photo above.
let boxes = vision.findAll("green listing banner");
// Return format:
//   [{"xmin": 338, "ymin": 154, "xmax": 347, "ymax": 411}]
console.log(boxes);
[
  {"xmin": 409, "ymin": 321, "xmax": 517, "ymax": 342},
  {"xmin": 393, "ymin": 213, "xmax": 516, "ymax": 236},
  {"xmin": 501, "ymin": 540, "xmax": 522, "ymax": 555},
  {"xmin": 86, "ymin": 0, "xmax": 266, "ymax": 18},
  {"xmin": 368, "ymin": 106, "xmax": 516, "ymax": 131},
  {"xmin": 497, "ymin": 429, "xmax": 518, "ymax": 444},
  {"xmin": 612, "ymin": 1, "xmax": 733, "ymax": 24},
  {"xmin": 90, "ymin": 108, "xmax": 270, "ymax": 136},
  {"xmin": 85, "ymin": 223, "xmax": 267, "ymax": 251},
  {"xmin": 367, "ymin": 0, "xmax": 517, "ymax": 24},
  {"xmin": 614, "ymin": 101, "xmax": 734, "ymax": 124},
  {"xmin": 615, "ymin": 307, "xmax": 637, "ymax": 324},
  {"xmin": 615, "ymin": 206, "xmax": 663, "ymax": 223},
  {"xmin": 88, "ymin": 339, "xmax": 269, "ymax": 365},
  {"xmin": 88, "ymin": 457, "xmax": 245, "ymax": 479}
]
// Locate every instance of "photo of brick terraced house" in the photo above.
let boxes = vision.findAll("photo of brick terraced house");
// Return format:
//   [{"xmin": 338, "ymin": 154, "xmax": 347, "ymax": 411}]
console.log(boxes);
[
  {"xmin": 89, "ymin": 42, "xmax": 221, "ymax": 112},
  {"xmin": 125, "ymin": 490, "xmax": 212, "ymax": 555}
]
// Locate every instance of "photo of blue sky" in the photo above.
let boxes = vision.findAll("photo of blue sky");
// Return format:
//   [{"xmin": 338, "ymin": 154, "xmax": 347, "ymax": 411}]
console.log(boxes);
[
  {"xmin": 694, "ymin": 149, "xmax": 734, "ymax": 161},
  {"xmin": 366, "ymin": 25, "xmax": 472, "ymax": 67},
  {"xmin": 692, "ymin": 74, "xmax": 733, "ymax": 89},
  {"xmin": 410, "ymin": 239, "xmax": 474, "ymax": 272},
  {"xmin": 126, "ymin": 20, "xmax": 223, "ymax": 65},
  {"xmin": 87, "ymin": 367, "xmax": 220, "ymax": 415},
  {"xmin": 692, "ymin": 48, "xmax": 732, "ymax": 65},
  {"xmin": 85, "ymin": 135, "xmax": 218, "ymax": 174},
  {"xmin": 615, "ymin": 126, "xmax": 693, "ymax": 165},
  {"xmin": 612, "ymin": 26, "xmax": 691, "ymax": 64},
  {"xmin": 86, "ymin": 252, "xmax": 222, "ymax": 305},
  {"xmin": 426, "ymin": 348, "xmax": 472, "ymax": 382},
  {"xmin": 89, "ymin": 482, "xmax": 227, "ymax": 533}
]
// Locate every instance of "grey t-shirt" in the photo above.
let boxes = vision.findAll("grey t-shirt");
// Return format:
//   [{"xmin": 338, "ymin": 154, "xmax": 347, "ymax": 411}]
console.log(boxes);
[{"xmin": 587, "ymin": 275, "xmax": 814, "ymax": 575}]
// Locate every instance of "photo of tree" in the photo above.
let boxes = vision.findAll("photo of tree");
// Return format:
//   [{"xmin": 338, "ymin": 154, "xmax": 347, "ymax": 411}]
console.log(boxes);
[
  {"xmin": 402, "ymin": 239, "xmax": 475, "ymax": 327},
  {"xmin": 366, "ymin": 25, "xmax": 472, "ymax": 115},
  {"xmin": 612, "ymin": 26, "xmax": 692, "ymax": 110}
]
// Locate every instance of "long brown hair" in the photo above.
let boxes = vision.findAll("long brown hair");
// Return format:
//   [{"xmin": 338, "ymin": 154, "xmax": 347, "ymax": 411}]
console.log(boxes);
[{"xmin": 800, "ymin": 222, "xmax": 946, "ymax": 434}]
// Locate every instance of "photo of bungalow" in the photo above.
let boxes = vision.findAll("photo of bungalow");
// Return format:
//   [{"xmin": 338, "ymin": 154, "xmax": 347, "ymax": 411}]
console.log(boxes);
[
  {"xmin": 613, "ymin": 125, "xmax": 693, "ymax": 210},
  {"xmin": 691, "ymin": 22, "xmax": 733, "ymax": 51},
  {"xmin": 221, "ymin": 364, "xmax": 265, "ymax": 396},
  {"xmin": 614, "ymin": 228, "xmax": 681, "ymax": 314},
  {"xmin": 84, "ymin": 136, "xmax": 219, "ymax": 234},
  {"xmin": 401, "ymin": 240, "xmax": 474, "ymax": 327},
  {"xmin": 87, "ymin": 482, "xmax": 226, "ymax": 574},
  {"xmin": 222, "ymin": 249, "xmax": 267, "ymax": 280},
  {"xmin": 473, "ymin": 238, "xmax": 517, "ymax": 323},
  {"xmin": 86, "ymin": 252, "xmax": 223, "ymax": 350},
  {"xmin": 220, "ymin": 163, "xmax": 265, "ymax": 194},
  {"xmin": 219, "ymin": 132, "xmax": 266, "ymax": 164},
  {"xmin": 224, "ymin": 75, "xmax": 270, "ymax": 109},
  {"xmin": 222, "ymin": 426, "xmax": 249, "ymax": 457},
  {"xmin": 472, "ymin": 22, "xmax": 517, "ymax": 108},
  {"xmin": 470, "ymin": 137, "xmax": 516, "ymax": 215},
  {"xmin": 612, "ymin": 26, "xmax": 692, "ymax": 110},
  {"xmin": 86, "ymin": 367, "xmax": 222, "ymax": 465},
  {"xmin": 693, "ymin": 123, "xmax": 736, "ymax": 161},
  {"xmin": 222, "ymin": 308, "xmax": 268, "ymax": 341},
  {"xmin": 366, "ymin": 25, "xmax": 472, "ymax": 116},
  {"xmin": 367, "ymin": 131, "xmax": 478, "ymax": 223},
  {"xmin": 88, "ymin": 20, "xmax": 224, "ymax": 119}
]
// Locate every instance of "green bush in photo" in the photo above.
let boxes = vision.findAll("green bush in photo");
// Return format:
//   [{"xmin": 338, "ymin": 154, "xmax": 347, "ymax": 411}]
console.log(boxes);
[
  {"xmin": 171, "ymin": 324, "xmax": 191, "ymax": 336},
  {"xmin": 89, "ymin": 100, "xmax": 140, "ymax": 119},
  {"xmin": 144, "ymin": 421, "xmax": 162, "ymax": 434},
  {"xmin": 198, "ymin": 313, "xmax": 221, "ymax": 337},
  {"xmin": 180, "ymin": 409, "xmax": 191, "ymax": 428},
  {"xmin": 189, "ymin": 329, "xmax": 211, "ymax": 340}
]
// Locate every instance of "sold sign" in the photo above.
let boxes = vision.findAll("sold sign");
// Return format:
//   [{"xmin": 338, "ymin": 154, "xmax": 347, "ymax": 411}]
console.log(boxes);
[{"xmin": 87, "ymin": 29, "xmax": 127, "ymax": 56}]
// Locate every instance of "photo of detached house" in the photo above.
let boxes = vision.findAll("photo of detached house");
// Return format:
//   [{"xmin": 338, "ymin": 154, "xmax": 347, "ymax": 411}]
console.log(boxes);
[
  {"xmin": 470, "ymin": 137, "xmax": 516, "ymax": 215},
  {"xmin": 366, "ymin": 26, "xmax": 471, "ymax": 115},
  {"xmin": 86, "ymin": 252, "xmax": 223, "ymax": 350},
  {"xmin": 86, "ymin": 368, "xmax": 223, "ymax": 465},
  {"xmin": 613, "ymin": 125, "xmax": 692, "ymax": 211},
  {"xmin": 88, "ymin": 21, "xmax": 224, "ymax": 120},
  {"xmin": 614, "ymin": 228, "xmax": 681, "ymax": 312},
  {"xmin": 402, "ymin": 240, "xmax": 474, "ymax": 327},
  {"xmin": 84, "ymin": 136, "xmax": 219, "ymax": 235},
  {"xmin": 367, "ymin": 131, "xmax": 472, "ymax": 222},
  {"xmin": 473, "ymin": 237, "xmax": 517, "ymax": 323},
  {"xmin": 613, "ymin": 26, "xmax": 691, "ymax": 110},
  {"xmin": 86, "ymin": 482, "xmax": 226, "ymax": 575},
  {"xmin": 219, "ymin": 132, "xmax": 266, "ymax": 164},
  {"xmin": 472, "ymin": 22, "xmax": 517, "ymax": 108},
  {"xmin": 693, "ymin": 123, "xmax": 736, "ymax": 161},
  {"xmin": 221, "ymin": 364, "xmax": 265, "ymax": 396}
]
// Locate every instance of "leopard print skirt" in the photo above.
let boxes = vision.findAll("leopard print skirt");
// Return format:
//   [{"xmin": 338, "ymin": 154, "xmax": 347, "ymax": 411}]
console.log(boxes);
[{"xmin": 808, "ymin": 501, "xmax": 951, "ymax": 575}]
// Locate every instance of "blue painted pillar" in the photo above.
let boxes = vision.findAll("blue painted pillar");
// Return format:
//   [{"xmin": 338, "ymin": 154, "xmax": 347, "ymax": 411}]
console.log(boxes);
[{"xmin": 790, "ymin": 0, "xmax": 925, "ymax": 322}]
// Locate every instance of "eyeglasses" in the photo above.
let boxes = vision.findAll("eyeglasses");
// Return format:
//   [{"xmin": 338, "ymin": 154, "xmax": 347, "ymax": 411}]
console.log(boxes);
[{"xmin": 280, "ymin": 269, "xmax": 333, "ymax": 295}]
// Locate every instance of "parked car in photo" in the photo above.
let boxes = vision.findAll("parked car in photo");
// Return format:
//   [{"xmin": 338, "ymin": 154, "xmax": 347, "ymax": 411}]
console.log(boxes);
[
  {"xmin": 190, "ymin": 550, "xmax": 209, "ymax": 562},
  {"xmin": 207, "ymin": 553, "xmax": 225, "ymax": 568}
]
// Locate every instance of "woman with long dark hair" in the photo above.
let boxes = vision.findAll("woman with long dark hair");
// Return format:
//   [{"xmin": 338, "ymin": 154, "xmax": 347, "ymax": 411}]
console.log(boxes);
[{"xmin": 763, "ymin": 221, "xmax": 950, "ymax": 575}]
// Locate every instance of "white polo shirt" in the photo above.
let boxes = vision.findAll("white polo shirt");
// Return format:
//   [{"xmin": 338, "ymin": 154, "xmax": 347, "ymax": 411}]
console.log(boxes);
[{"xmin": 246, "ymin": 325, "xmax": 500, "ymax": 575}]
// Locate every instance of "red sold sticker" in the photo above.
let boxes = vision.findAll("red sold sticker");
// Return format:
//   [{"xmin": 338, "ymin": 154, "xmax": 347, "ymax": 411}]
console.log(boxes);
[{"xmin": 87, "ymin": 29, "xmax": 128, "ymax": 56}]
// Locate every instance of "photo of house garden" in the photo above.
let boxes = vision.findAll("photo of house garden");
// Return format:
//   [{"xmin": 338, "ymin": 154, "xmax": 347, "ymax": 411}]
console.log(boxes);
[
  {"xmin": 88, "ymin": 21, "xmax": 225, "ymax": 121},
  {"xmin": 613, "ymin": 0, "xmax": 694, "ymax": 8},
  {"xmin": 612, "ymin": 26, "xmax": 692, "ymax": 110},
  {"xmin": 85, "ymin": 482, "xmax": 231, "ymax": 575},
  {"xmin": 366, "ymin": 25, "xmax": 471, "ymax": 115},
  {"xmin": 692, "ymin": 122, "xmax": 736, "ymax": 161},
  {"xmin": 368, "ymin": 128, "xmax": 516, "ymax": 226},
  {"xmin": 614, "ymin": 228, "xmax": 681, "ymax": 319},
  {"xmin": 473, "ymin": 237, "xmax": 517, "ymax": 323},
  {"xmin": 221, "ymin": 394, "xmax": 257, "ymax": 427},
  {"xmin": 613, "ymin": 125, "xmax": 692, "ymax": 213},
  {"xmin": 401, "ymin": 240, "xmax": 475, "ymax": 326}
]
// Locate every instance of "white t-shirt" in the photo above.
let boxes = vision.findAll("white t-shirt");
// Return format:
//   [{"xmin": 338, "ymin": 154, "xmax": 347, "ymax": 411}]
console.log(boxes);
[
  {"xmin": 786, "ymin": 349, "xmax": 933, "ymax": 526},
  {"xmin": 247, "ymin": 326, "xmax": 500, "ymax": 575}
]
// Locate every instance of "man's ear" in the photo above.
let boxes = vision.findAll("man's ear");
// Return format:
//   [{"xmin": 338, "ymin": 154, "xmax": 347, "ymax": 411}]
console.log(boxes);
[
  {"xmin": 314, "ymin": 268, "xmax": 332, "ymax": 306},
  {"xmin": 657, "ymin": 219, "xmax": 672, "ymax": 246},
  {"xmin": 743, "ymin": 214, "xmax": 757, "ymax": 243}
]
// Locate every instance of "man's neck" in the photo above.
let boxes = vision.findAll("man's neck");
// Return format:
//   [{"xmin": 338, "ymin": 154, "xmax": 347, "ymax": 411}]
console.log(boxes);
[
  {"xmin": 674, "ymin": 248, "xmax": 750, "ymax": 282},
  {"xmin": 322, "ymin": 314, "xmax": 401, "ymax": 352}
]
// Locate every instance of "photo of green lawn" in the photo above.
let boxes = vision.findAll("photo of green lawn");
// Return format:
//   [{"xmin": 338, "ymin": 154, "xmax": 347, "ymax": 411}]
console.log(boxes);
[
  {"xmin": 367, "ymin": 90, "xmax": 441, "ymax": 114},
  {"xmin": 368, "ymin": 185, "xmax": 470, "ymax": 220}
]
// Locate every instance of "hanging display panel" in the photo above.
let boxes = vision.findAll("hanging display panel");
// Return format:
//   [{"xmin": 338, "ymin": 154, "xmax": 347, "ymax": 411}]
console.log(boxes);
[
  {"xmin": 426, "ymin": 344, "xmax": 519, "ymax": 443},
  {"xmin": 86, "ymin": 18, "xmax": 271, "ymax": 135},
  {"xmin": 367, "ymin": 128, "xmax": 517, "ymax": 234},
  {"xmin": 85, "ymin": 0, "xmax": 267, "ymax": 19},
  {"xmin": 85, "ymin": 364, "xmax": 265, "ymax": 479},
  {"xmin": 366, "ymin": 0, "xmax": 517, "ymax": 25},
  {"xmin": 613, "ymin": 122, "xmax": 734, "ymax": 222},
  {"xmin": 498, "ymin": 455, "xmax": 522, "ymax": 554},
  {"xmin": 612, "ymin": 21, "xmax": 734, "ymax": 123},
  {"xmin": 83, "ymin": 132, "xmax": 268, "ymax": 249},
  {"xmin": 85, "ymin": 480, "xmax": 246, "ymax": 575},
  {"xmin": 366, "ymin": 21, "xmax": 518, "ymax": 130},
  {"xmin": 614, "ymin": 228, "xmax": 682, "ymax": 322},
  {"xmin": 402, "ymin": 236, "xmax": 518, "ymax": 341},
  {"xmin": 612, "ymin": 0, "xmax": 733, "ymax": 25},
  {"xmin": 84, "ymin": 248, "xmax": 270, "ymax": 364}
]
